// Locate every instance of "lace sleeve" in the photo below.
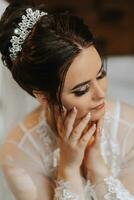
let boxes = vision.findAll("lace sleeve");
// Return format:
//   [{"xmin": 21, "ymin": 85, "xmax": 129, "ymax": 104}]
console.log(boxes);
[
  {"xmin": 53, "ymin": 178, "xmax": 97, "ymax": 200},
  {"xmin": 104, "ymin": 176, "xmax": 134, "ymax": 200},
  {"xmin": 54, "ymin": 179, "xmax": 80, "ymax": 200}
]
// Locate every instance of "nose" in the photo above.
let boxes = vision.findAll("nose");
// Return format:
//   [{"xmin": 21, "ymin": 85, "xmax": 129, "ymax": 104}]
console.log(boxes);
[{"xmin": 91, "ymin": 80, "xmax": 105, "ymax": 101}]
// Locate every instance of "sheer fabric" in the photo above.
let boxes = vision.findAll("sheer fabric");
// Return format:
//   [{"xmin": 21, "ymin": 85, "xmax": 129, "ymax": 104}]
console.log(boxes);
[{"xmin": 0, "ymin": 101, "xmax": 134, "ymax": 199}]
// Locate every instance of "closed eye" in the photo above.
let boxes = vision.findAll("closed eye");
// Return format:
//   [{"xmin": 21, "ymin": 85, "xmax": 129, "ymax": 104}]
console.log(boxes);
[
  {"xmin": 72, "ymin": 62, "xmax": 107, "ymax": 97},
  {"xmin": 73, "ymin": 83, "xmax": 90, "ymax": 97},
  {"xmin": 73, "ymin": 69, "xmax": 107, "ymax": 97}
]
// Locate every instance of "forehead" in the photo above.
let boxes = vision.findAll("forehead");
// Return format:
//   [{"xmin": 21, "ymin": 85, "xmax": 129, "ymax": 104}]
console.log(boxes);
[{"xmin": 63, "ymin": 46, "xmax": 102, "ymax": 91}]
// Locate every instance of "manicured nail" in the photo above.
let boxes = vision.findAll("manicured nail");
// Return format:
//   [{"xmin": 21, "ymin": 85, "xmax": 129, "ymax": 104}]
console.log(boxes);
[
  {"xmin": 62, "ymin": 106, "xmax": 66, "ymax": 112},
  {"xmin": 73, "ymin": 106, "xmax": 77, "ymax": 113},
  {"xmin": 91, "ymin": 123, "xmax": 96, "ymax": 131},
  {"xmin": 86, "ymin": 112, "xmax": 91, "ymax": 119}
]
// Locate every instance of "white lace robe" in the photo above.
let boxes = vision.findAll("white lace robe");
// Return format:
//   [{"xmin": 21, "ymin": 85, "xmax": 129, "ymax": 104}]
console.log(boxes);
[{"xmin": 0, "ymin": 101, "xmax": 134, "ymax": 200}]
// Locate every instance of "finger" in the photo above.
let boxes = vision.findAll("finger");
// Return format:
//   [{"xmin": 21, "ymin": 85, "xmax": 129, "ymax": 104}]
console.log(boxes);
[
  {"xmin": 62, "ymin": 106, "xmax": 67, "ymax": 118},
  {"xmin": 69, "ymin": 112, "xmax": 91, "ymax": 142},
  {"xmin": 57, "ymin": 106, "xmax": 67, "ymax": 130},
  {"xmin": 58, "ymin": 106, "xmax": 67, "ymax": 131},
  {"xmin": 94, "ymin": 118, "xmax": 103, "ymax": 146},
  {"xmin": 79, "ymin": 123, "xmax": 96, "ymax": 147},
  {"xmin": 64, "ymin": 107, "xmax": 78, "ymax": 139},
  {"xmin": 56, "ymin": 106, "xmax": 77, "ymax": 139}
]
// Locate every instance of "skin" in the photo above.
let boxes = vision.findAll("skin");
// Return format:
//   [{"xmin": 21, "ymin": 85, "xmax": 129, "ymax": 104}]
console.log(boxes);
[
  {"xmin": 34, "ymin": 45, "xmax": 108, "ymax": 181},
  {"xmin": 56, "ymin": 45, "xmax": 107, "ymax": 179},
  {"xmin": 4, "ymin": 44, "xmax": 134, "ymax": 199},
  {"xmin": 61, "ymin": 45, "xmax": 107, "ymax": 123},
  {"xmin": 34, "ymin": 45, "xmax": 107, "ymax": 136}
]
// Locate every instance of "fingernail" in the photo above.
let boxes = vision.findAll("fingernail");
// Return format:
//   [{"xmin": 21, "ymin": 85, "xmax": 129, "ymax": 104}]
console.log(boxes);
[
  {"xmin": 86, "ymin": 112, "xmax": 91, "ymax": 119},
  {"xmin": 73, "ymin": 106, "xmax": 77, "ymax": 113},
  {"xmin": 92, "ymin": 123, "xmax": 96, "ymax": 130},
  {"xmin": 62, "ymin": 106, "xmax": 66, "ymax": 112}
]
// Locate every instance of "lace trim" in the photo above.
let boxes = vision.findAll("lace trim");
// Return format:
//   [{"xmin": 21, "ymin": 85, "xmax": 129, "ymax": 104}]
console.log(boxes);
[
  {"xmin": 104, "ymin": 176, "xmax": 134, "ymax": 200},
  {"xmin": 38, "ymin": 108, "xmax": 133, "ymax": 199},
  {"xmin": 54, "ymin": 178, "xmax": 97, "ymax": 200},
  {"xmin": 54, "ymin": 180, "xmax": 80, "ymax": 200},
  {"xmin": 37, "ymin": 119, "xmax": 95, "ymax": 199},
  {"xmin": 82, "ymin": 178, "xmax": 97, "ymax": 200}
]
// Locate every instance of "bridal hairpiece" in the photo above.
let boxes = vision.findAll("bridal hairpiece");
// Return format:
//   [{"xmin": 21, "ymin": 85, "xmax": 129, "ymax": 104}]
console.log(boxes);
[{"xmin": 9, "ymin": 8, "xmax": 48, "ymax": 61}]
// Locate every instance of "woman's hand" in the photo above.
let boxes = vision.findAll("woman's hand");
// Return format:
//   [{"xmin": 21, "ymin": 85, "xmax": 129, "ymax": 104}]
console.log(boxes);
[
  {"xmin": 56, "ymin": 107, "xmax": 97, "ymax": 174},
  {"xmin": 83, "ymin": 119, "xmax": 110, "ymax": 183}
]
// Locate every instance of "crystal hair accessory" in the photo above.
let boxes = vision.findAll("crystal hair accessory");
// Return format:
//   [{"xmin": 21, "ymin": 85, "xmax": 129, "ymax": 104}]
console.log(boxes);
[{"xmin": 9, "ymin": 8, "xmax": 48, "ymax": 61}]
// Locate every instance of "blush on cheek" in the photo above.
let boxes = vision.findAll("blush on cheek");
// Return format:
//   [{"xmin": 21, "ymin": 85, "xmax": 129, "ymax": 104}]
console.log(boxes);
[
  {"xmin": 75, "ymin": 109, "xmax": 89, "ymax": 120},
  {"xmin": 61, "ymin": 98, "xmax": 73, "ymax": 111},
  {"xmin": 61, "ymin": 97, "xmax": 90, "ymax": 120}
]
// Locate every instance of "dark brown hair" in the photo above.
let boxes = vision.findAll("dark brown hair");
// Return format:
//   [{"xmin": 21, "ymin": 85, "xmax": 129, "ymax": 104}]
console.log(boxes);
[{"xmin": 0, "ymin": 3, "xmax": 95, "ymax": 111}]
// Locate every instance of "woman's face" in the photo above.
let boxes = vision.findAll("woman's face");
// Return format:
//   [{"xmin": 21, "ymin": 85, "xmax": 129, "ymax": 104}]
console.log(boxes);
[{"xmin": 61, "ymin": 46, "xmax": 107, "ymax": 122}]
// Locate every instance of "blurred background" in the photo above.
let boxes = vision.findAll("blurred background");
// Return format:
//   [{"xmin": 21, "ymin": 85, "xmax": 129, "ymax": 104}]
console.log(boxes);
[{"xmin": 0, "ymin": 0, "xmax": 134, "ymax": 198}]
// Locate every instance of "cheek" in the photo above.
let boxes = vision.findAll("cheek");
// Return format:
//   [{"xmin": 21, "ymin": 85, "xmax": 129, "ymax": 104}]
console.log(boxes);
[{"xmin": 61, "ymin": 94, "xmax": 92, "ymax": 119}]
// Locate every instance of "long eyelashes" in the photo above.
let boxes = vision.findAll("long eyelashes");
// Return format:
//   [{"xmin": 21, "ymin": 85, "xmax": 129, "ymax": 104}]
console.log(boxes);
[
  {"xmin": 73, "ymin": 85, "xmax": 90, "ymax": 97},
  {"xmin": 73, "ymin": 69, "xmax": 107, "ymax": 97}
]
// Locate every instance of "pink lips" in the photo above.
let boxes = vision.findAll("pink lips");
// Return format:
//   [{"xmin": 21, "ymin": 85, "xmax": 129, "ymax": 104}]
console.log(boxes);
[{"xmin": 92, "ymin": 102, "xmax": 105, "ymax": 110}]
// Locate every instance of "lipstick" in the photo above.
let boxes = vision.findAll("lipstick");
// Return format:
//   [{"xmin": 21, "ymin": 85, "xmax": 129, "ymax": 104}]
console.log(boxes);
[{"xmin": 92, "ymin": 102, "xmax": 105, "ymax": 110}]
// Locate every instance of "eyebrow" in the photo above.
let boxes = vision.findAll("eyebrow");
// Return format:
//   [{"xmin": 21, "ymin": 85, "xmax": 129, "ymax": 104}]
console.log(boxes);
[{"xmin": 70, "ymin": 63, "xmax": 103, "ymax": 91}]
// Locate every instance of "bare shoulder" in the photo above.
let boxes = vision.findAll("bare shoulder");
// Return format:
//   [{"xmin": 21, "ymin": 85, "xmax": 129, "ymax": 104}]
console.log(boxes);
[
  {"xmin": 4, "ymin": 105, "xmax": 43, "ymax": 145},
  {"xmin": 120, "ymin": 101, "xmax": 134, "ymax": 124}
]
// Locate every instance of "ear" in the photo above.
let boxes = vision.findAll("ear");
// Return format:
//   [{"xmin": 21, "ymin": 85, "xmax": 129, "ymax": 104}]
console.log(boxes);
[{"xmin": 33, "ymin": 90, "xmax": 48, "ymax": 105}]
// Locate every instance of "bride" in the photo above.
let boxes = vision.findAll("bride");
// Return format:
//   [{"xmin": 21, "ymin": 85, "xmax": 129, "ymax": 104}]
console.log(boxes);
[{"xmin": 0, "ymin": 2, "xmax": 134, "ymax": 200}]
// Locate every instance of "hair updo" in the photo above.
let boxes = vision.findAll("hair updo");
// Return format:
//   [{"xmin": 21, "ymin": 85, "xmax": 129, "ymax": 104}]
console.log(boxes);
[{"xmin": 0, "ymin": 2, "xmax": 95, "ymax": 110}]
